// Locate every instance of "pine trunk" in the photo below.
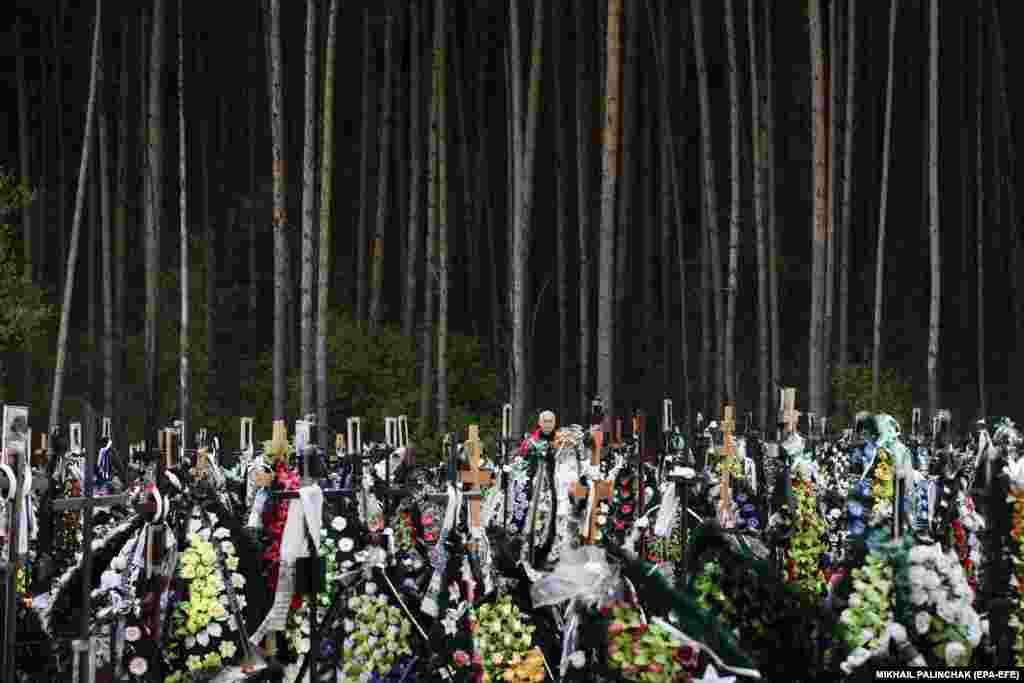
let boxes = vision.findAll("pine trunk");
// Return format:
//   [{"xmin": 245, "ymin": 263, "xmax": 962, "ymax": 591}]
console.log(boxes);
[
  {"xmin": 89, "ymin": 153, "xmax": 98, "ymax": 408},
  {"xmin": 452, "ymin": 23, "xmax": 478, "ymax": 339},
  {"xmin": 177, "ymin": 0, "xmax": 190, "ymax": 447},
  {"xmin": 115, "ymin": 15, "xmax": 130, "ymax": 455},
  {"xmin": 357, "ymin": 10, "xmax": 373, "ymax": 323},
  {"xmin": 926, "ymin": 0, "xmax": 939, "ymax": 422},
  {"xmin": 691, "ymin": 0, "xmax": 724, "ymax": 414},
  {"xmin": 975, "ymin": 0, "xmax": 985, "ymax": 418},
  {"xmin": 318, "ymin": 0, "xmax": 339, "ymax": 448},
  {"xmin": 369, "ymin": 10, "xmax": 394, "ymax": 335},
  {"xmin": 553, "ymin": 1, "xmax": 570, "ymax": 420},
  {"xmin": 823, "ymin": 0, "xmax": 839, "ymax": 416},
  {"xmin": 269, "ymin": 0, "xmax": 288, "ymax": 422},
  {"xmin": 723, "ymin": 0, "xmax": 740, "ymax": 404},
  {"xmin": 435, "ymin": 0, "xmax": 449, "ymax": 434},
  {"xmin": 144, "ymin": 0, "xmax": 165, "ymax": 444},
  {"xmin": 764, "ymin": 0, "xmax": 780, "ymax": 420},
  {"xmin": 54, "ymin": 3, "xmax": 68, "ymax": 293},
  {"xmin": 808, "ymin": 0, "xmax": 827, "ymax": 421},
  {"xmin": 747, "ymin": 0, "xmax": 769, "ymax": 432},
  {"xmin": 838, "ymin": 0, "xmax": 857, "ymax": 371},
  {"xmin": 99, "ymin": 35, "xmax": 113, "ymax": 425},
  {"xmin": 420, "ymin": 1, "xmax": 439, "ymax": 430},
  {"xmin": 300, "ymin": 0, "xmax": 318, "ymax": 416},
  {"xmin": 871, "ymin": 0, "xmax": 898, "ymax": 407},
  {"xmin": 403, "ymin": 1, "xmax": 423, "ymax": 339},
  {"xmin": 49, "ymin": 0, "xmax": 102, "ymax": 436},
  {"xmin": 575, "ymin": 0, "xmax": 592, "ymax": 420},
  {"xmin": 597, "ymin": 0, "xmax": 623, "ymax": 426},
  {"xmin": 15, "ymin": 19, "xmax": 32, "ymax": 284}
]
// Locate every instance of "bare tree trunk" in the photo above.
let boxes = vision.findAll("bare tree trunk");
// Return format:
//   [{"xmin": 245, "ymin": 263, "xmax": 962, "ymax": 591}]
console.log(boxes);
[
  {"xmin": 369, "ymin": 10, "xmax": 394, "ymax": 335},
  {"xmin": 838, "ymin": 0, "xmax": 856, "ymax": 372},
  {"xmin": 822, "ymin": 0, "xmax": 838, "ymax": 415},
  {"xmin": 808, "ymin": 0, "xmax": 827, "ymax": 420},
  {"xmin": 975, "ymin": 0, "xmax": 986, "ymax": 418},
  {"xmin": 89, "ymin": 154, "xmax": 98, "ymax": 407},
  {"xmin": 49, "ymin": 0, "xmax": 102, "ymax": 437},
  {"xmin": 177, "ymin": 0, "xmax": 190, "ymax": 447},
  {"xmin": 144, "ymin": 0, "xmax": 165, "ymax": 445},
  {"xmin": 871, "ymin": 0, "xmax": 898, "ymax": 408},
  {"xmin": 403, "ymin": 1, "xmax": 423, "ymax": 339},
  {"xmin": 318, "ymin": 0, "xmax": 338, "ymax": 449},
  {"xmin": 54, "ymin": 3, "xmax": 68, "ymax": 293},
  {"xmin": 115, "ymin": 15, "xmax": 131, "ymax": 455},
  {"xmin": 15, "ymin": 18, "xmax": 32, "ymax": 284},
  {"xmin": 553, "ymin": 0, "xmax": 570, "ymax": 420},
  {"xmin": 268, "ymin": 0, "xmax": 288, "ymax": 422},
  {"xmin": 764, "ymin": 0, "xmax": 780, "ymax": 418},
  {"xmin": 723, "ymin": 0, "xmax": 740, "ymax": 404},
  {"xmin": 300, "ymin": 0, "xmax": 318, "ymax": 416},
  {"xmin": 575, "ymin": 0, "xmax": 592, "ymax": 420},
  {"xmin": 99, "ymin": 32, "xmax": 113, "ymax": 426},
  {"xmin": 691, "ymin": 0, "xmax": 724, "ymax": 415},
  {"xmin": 199, "ymin": 63, "xmax": 216, "ymax": 421},
  {"xmin": 435, "ymin": 0, "xmax": 449, "ymax": 434},
  {"xmin": 597, "ymin": 0, "xmax": 622, "ymax": 430},
  {"xmin": 356, "ymin": 9, "xmax": 373, "ymax": 322},
  {"xmin": 926, "ymin": 0, "xmax": 939, "ymax": 422},
  {"xmin": 420, "ymin": 1, "xmax": 439, "ymax": 430},
  {"xmin": 746, "ymin": 0, "xmax": 769, "ymax": 432},
  {"xmin": 452, "ymin": 22, "xmax": 478, "ymax": 339}
]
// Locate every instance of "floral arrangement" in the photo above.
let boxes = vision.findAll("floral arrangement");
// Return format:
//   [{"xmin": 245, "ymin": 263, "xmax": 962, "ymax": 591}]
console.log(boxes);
[
  {"xmin": 784, "ymin": 475, "xmax": 827, "ymax": 600},
  {"xmin": 904, "ymin": 543, "xmax": 981, "ymax": 666},
  {"xmin": 261, "ymin": 462, "xmax": 301, "ymax": 588},
  {"xmin": 693, "ymin": 561, "xmax": 735, "ymax": 624},
  {"xmin": 870, "ymin": 449, "xmax": 894, "ymax": 522},
  {"xmin": 339, "ymin": 583, "xmax": 415, "ymax": 683},
  {"xmin": 602, "ymin": 601, "xmax": 699, "ymax": 682},
  {"xmin": 837, "ymin": 552, "xmax": 894, "ymax": 671},
  {"xmin": 164, "ymin": 516, "xmax": 247, "ymax": 681},
  {"xmin": 1011, "ymin": 482, "xmax": 1024, "ymax": 665},
  {"xmin": 464, "ymin": 595, "xmax": 541, "ymax": 683},
  {"xmin": 60, "ymin": 477, "xmax": 83, "ymax": 553}
]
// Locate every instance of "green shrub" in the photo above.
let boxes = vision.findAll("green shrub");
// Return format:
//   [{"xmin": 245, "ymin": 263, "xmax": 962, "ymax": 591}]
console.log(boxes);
[{"xmin": 831, "ymin": 365, "xmax": 912, "ymax": 432}]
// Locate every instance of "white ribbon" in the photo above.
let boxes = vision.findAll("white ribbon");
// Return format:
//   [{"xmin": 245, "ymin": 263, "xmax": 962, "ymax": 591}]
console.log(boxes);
[
  {"xmin": 651, "ymin": 617, "xmax": 762, "ymax": 680},
  {"xmin": 654, "ymin": 483, "xmax": 678, "ymax": 537}
]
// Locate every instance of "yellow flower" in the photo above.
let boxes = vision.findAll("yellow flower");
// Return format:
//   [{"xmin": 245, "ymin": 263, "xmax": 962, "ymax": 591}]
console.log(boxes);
[{"xmin": 210, "ymin": 603, "xmax": 228, "ymax": 621}]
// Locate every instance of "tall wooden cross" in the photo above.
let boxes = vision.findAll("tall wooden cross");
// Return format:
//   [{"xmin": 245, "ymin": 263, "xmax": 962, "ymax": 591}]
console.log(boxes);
[
  {"xmin": 717, "ymin": 404, "xmax": 737, "ymax": 523},
  {"xmin": 569, "ymin": 428, "xmax": 614, "ymax": 543},
  {"xmin": 459, "ymin": 425, "xmax": 492, "ymax": 543},
  {"xmin": 781, "ymin": 387, "xmax": 800, "ymax": 436},
  {"xmin": 609, "ymin": 418, "xmax": 625, "ymax": 448}
]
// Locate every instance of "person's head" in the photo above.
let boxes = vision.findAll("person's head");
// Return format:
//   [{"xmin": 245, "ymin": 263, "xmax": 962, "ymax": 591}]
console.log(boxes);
[{"xmin": 539, "ymin": 411, "xmax": 556, "ymax": 435}]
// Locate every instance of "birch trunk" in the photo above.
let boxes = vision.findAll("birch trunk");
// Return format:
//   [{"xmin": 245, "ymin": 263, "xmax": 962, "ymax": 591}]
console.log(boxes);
[
  {"xmin": 177, "ymin": 0, "xmax": 190, "ymax": 447},
  {"xmin": 318, "ymin": 0, "xmax": 338, "ymax": 449},
  {"xmin": 975, "ymin": 0, "xmax": 985, "ymax": 418},
  {"xmin": 838, "ymin": 0, "xmax": 857, "ymax": 371},
  {"xmin": 926, "ymin": 0, "xmax": 939, "ymax": 422},
  {"xmin": 99, "ymin": 35, "xmax": 113, "ymax": 426},
  {"xmin": 871, "ymin": 0, "xmax": 898, "ymax": 407},
  {"xmin": 357, "ymin": 10, "xmax": 373, "ymax": 322},
  {"xmin": 268, "ymin": 0, "xmax": 288, "ymax": 422},
  {"xmin": 435, "ymin": 0, "xmax": 449, "ymax": 434},
  {"xmin": 764, "ymin": 0, "xmax": 780, "ymax": 419},
  {"xmin": 691, "ymin": 0, "xmax": 724, "ymax": 414},
  {"xmin": 403, "ymin": 1, "xmax": 423, "ymax": 339},
  {"xmin": 300, "ymin": 0, "xmax": 318, "ymax": 416},
  {"xmin": 723, "ymin": 0, "xmax": 740, "ymax": 404},
  {"xmin": 144, "ymin": 0, "xmax": 165, "ymax": 444},
  {"xmin": 575, "ymin": 0, "xmax": 592, "ymax": 420},
  {"xmin": 49, "ymin": 0, "xmax": 102, "ymax": 437},
  {"xmin": 746, "ymin": 0, "xmax": 769, "ymax": 432},
  {"xmin": 369, "ymin": 10, "xmax": 394, "ymax": 335}
]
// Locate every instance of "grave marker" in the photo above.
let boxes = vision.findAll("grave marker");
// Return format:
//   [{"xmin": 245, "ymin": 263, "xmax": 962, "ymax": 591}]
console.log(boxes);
[
  {"xmin": 568, "ymin": 428, "xmax": 613, "ymax": 543},
  {"xmin": 781, "ymin": 388, "xmax": 800, "ymax": 435},
  {"xmin": 459, "ymin": 426, "xmax": 492, "ymax": 541},
  {"xmin": 718, "ymin": 405, "xmax": 737, "ymax": 523},
  {"xmin": 240, "ymin": 417, "xmax": 254, "ymax": 455}
]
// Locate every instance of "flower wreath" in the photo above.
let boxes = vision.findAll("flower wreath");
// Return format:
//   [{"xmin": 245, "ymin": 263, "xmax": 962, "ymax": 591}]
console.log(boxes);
[
  {"xmin": 784, "ymin": 473, "xmax": 827, "ymax": 600},
  {"xmin": 1009, "ymin": 480, "xmax": 1024, "ymax": 665},
  {"xmin": 602, "ymin": 466, "xmax": 660, "ymax": 550},
  {"xmin": 459, "ymin": 595, "xmax": 543, "ymax": 683},
  {"xmin": 600, "ymin": 601, "xmax": 700, "ymax": 682},
  {"xmin": 339, "ymin": 581, "xmax": 416, "ymax": 683}
]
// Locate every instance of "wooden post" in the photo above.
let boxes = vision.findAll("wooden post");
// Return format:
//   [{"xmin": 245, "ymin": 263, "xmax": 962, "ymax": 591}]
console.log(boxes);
[
  {"xmin": 459, "ymin": 425, "xmax": 492, "ymax": 541},
  {"xmin": 610, "ymin": 418, "xmax": 625, "ymax": 448},
  {"xmin": 32, "ymin": 432, "xmax": 48, "ymax": 468},
  {"xmin": 398, "ymin": 415, "xmax": 409, "ymax": 449},
  {"xmin": 346, "ymin": 417, "xmax": 362, "ymax": 455},
  {"xmin": 569, "ymin": 429, "xmax": 613, "ymax": 543},
  {"xmin": 240, "ymin": 416, "xmax": 254, "ymax": 454},
  {"xmin": 718, "ymin": 404, "xmax": 737, "ymax": 522},
  {"xmin": 69, "ymin": 422, "xmax": 83, "ymax": 455},
  {"xmin": 781, "ymin": 387, "xmax": 800, "ymax": 435}
]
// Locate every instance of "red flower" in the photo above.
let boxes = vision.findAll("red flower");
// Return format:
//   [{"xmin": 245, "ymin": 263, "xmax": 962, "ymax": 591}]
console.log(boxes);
[
  {"xmin": 621, "ymin": 504, "xmax": 633, "ymax": 515},
  {"xmin": 290, "ymin": 593, "xmax": 303, "ymax": 610}
]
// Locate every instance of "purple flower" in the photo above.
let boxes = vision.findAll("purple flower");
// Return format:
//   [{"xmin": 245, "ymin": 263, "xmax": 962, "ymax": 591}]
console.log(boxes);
[
  {"xmin": 748, "ymin": 517, "xmax": 760, "ymax": 530},
  {"xmin": 742, "ymin": 503, "xmax": 755, "ymax": 514}
]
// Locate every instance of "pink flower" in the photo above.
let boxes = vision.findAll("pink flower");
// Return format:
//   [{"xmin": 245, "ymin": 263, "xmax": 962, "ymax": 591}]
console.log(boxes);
[
  {"xmin": 608, "ymin": 622, "xmax": 626, "ymax": 636},
  {"xmin": 424, "ymin": 532, "xmax": 435, "ymax": 542},
  {"xmin": 472, "ymin": 651, "xmax": 483, "ymax": 665},
  {"xmin": 621, "ymin": 504, "xmax": 633, "ymax": 514},
  {"xmin": 632, "ymin": 624, "xmax": 648, "ymax": 634},
  {"xmin": 453, "ymin": 650, "xmax": 470, "ymax": 667},
  {"xmin": 647, "ymin": 663, "xmax": 665, "ymax": 674},
  {"xmin": 124, "ymin": 626, "xmax": 142, "ymax": 642},
  {"xmin": 128, "ymin": 657, "xmax": 148, "ymax": 676},
  {"xmin": 421, "ymin": 514, "xmax": 434, "ymax": 526},
  {"xmin": 615, "ymin": 520, "xmax": 626, "ymax": 530}
]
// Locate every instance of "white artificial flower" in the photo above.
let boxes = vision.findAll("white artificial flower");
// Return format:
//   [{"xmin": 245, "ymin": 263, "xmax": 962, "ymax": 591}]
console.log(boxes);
[
  {"xmin": 221, "ymin": 541, "xmax": 236, "ymax": 556},
  {"xmin": 847, "ymin": 594, "xmax": 862, "ymax": 609},
  {"xmin": 297, "ymin": 638, "xmax": 311, "ymax": 654},
  {"xmin": 568, "ymin": 651, "xmax": 586, "ymax": 669},
  {"xmin": 186, "ymin": 636, "xmax": 196, "ymax": 649},
  {"xmin": 340, "ymin": 538, "xmax": 354, "ymax": 552},
  {"xmin": 188, "ymin": 519, "xmax": 203, "ymax": 535},
  {"xmin": 111, "ymin": 556, "xmax": 128, "ymax": 571},
  {"xmin": 199, "ymin": 527, "xmax": 212, "ymax": 541},
  {"xmin": 945, "ymin": 641, "xmax": 967, "ymax": 666},
  {"xmin": 909, "ymin": 545, "xmax": 930, "ymax": 564},
  {"xmin": 365, "ymin": 582, "xmax": 378, "ymax": 596},
  {"xmin": 937, "ymin": 601, "xmax": 959, "ymax": 623},
  {"xmin": 231, "ymin": 573, "xmax": 246, "ymax": 589},
  {"xmin": 332, "ymin": 516, "xmax": 347, "ymax": 532},
  {"xmin": 196, "ymin": 630, "xmax": 210, "ymax": 647},
  {"xmin": 213, "ymin": 527, "xmax": 230, "ymax": 539},
  {"xmin": 923, "ymin": 571, "xmax": 941, "ymax": 590},
  {"xmin": 208, "ymin": 622, "xmax": 223, "ymax": 638},
  {"xmin": 208, "ymin": 513, "xmax": 219, "ymax": 526},
  {"xmin": 908, "ymin": 566, "xmax": 927, "ymax": 589},
  {"xmin": 915, "ymin": 611, "xmax": 931, "ymax": 634}
]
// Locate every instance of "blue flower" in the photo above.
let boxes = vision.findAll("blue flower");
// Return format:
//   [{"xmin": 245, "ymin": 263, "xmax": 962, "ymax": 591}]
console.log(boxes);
[
  {"xmin": 742, "ymin": 503, "xmax": 755, "ymax": 514},
  {"xmin": 736, "ymin": 494, "xmax": 748, "ymax": 504},
  {"xmin": 849, "ymin": 519, "xmax": 866, "ymax": 536},
  {"xmin": 847, "ymin": 501, "xmax": 864, "ymax": 518},
  {"xmin": 748, "ymin": 517, "xmax": 760, "ymax": 530},
  {"xmin": 735, "ymin": 517, "xmax": 747, "ymax": 528},
  {"xmin": 853, "ymin": 480, "xmax": 871, "ymax": 497}
]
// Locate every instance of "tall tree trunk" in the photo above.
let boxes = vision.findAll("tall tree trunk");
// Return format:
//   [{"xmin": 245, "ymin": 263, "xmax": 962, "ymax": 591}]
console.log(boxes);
[
  {"xmin": 723, "ymin": 0, "xmax": 740, "ymax": 404},
  {"xmin": 926, "ymin": 0, "xmax": 939, "ymax": 422},
  {"xmin": 614, "ymin": 0, "xmax": 637, "ymax": 413},
  {"xmin": 177, "ymin": 0, "xmax": 190, "ymax": 447},
  {"xmin": 838, "ymin": 0, "xmax": 857, "ymax": 371},
  {"xmin": 99, "ymin": 35, "xmax": 113, "ymax": 427},
  {"xmin": 746, "ymin": 0, "xmax": 769, "ymax": 432},
  {"xmin": 420, "ymin": 1, "xmax": 439, "ymax": 430},
  {"xmin": 435, "ymin": 0, "xmax": 449, "ymax": 434},
  {"xmin": 691, "ymin": 0, "xmax": 724, "ymax": 415},
  {"xmin": 248, "ymin": 29, "xmax": 259, "ymax": 374},
  {"xmin": 54, "ymin": 3, "xmax": 68, "ymax": 293},
  {"xmin": 268, "ymin": 0, "xmax": 288, "ymax": 422},
  {"xmin": 575, "ymin": 0, "xmax": 592, "ymax": 420},
  {"xmin": 115, "ymin": 15, "xmax": 131, "ymax": 455},
  {"xmin": 145, "ymin": 0, "xmax": 165, "ymax": 446},
  {"xmin": 198, "ymin": 60, "xmax": 215, "ymax": 422},
  {"xmin": 89, "ymin": 154, "xmax": 98, "ymax": 408},
  {"xmin": 975, "ymin": 0, "xmax": 986, "ymax": 419},
  {"xmin": 808, "ymin": 0, "xmax": 827, "ymax": 420},
  {"xmin": 300, "ymin": 0, "xmax": 318, "ymax": 417},
  {"xmin": 822, "ymin": 0, "xmax": 838, "ymax": 416},
  {"xmin": 553, "ymin": 0, "xmax": 570, "ymax": 421},
  {"xmin": 15, "ymin": 18, "xmax": 32, "ymax": 285},
  {"xmin": 356, "ymin": 9, "xmax": 373, "ymax": 322},
  {"xmin": 871, "ymin": 0, "xmax": 898, "ymax": 407},
  {"xmin": 49, "ymin": 0, "xmax": 102, "ymax": 438},
  {"xmin": 318, "ymin": 0, "xmax": 338, "ymax": 449},
  {"xmin": 477, "ymin": 27, "xmax": 501, "ymax": 374},
  {"xmin": 369, "ymin": 10, "xmax": 394, "ymax": 335},
  {"xmin": 403, "ymin": 1, "xmax": 423, "ymax": 339},
  {"xmin": 597, "ymin": 0, "xmax": 623, "ymax": 428},
  {"xmin": 764, "ymin": 0, "xmax": 780, "ymax": 419},
  {"xmin": 452, "ymin": 22, "xmax": 478, "ymax": 340}
]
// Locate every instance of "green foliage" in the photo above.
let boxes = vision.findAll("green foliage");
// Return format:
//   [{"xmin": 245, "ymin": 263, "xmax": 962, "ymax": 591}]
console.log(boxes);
[
  {"xmin": 239, "ymin": 308, "xmax": 502, "ymax": 464},
  {"xmin": 831, "ymin": 364, "xmax": 913, "ymax": 431}
]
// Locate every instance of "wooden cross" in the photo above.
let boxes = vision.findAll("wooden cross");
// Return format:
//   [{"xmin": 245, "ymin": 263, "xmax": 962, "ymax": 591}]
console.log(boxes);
[
  {"xmin": 718, "ymin": 404, "xmax": 737, "ymax": 522},
  {"xmin": 459, "ymin": 425, "xmax": 492, "ymax": 537},
  {"xmin": 191, "ymin": 447, "xmax": 210, "ymax": 481},
  {"xmin": 32, "ymin": 431, "xmax": 48, "ymax": 468},
  {"xmin": 609, "ymin": 418, "xmax": 625, "ymax": 448},
  {"xmin": 781, "ymin": 387, "xmax": 800, "ymax": 436},
  {"xmin": 569, "ymin": 429, "xmax": 614, "ymax": 543}
]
